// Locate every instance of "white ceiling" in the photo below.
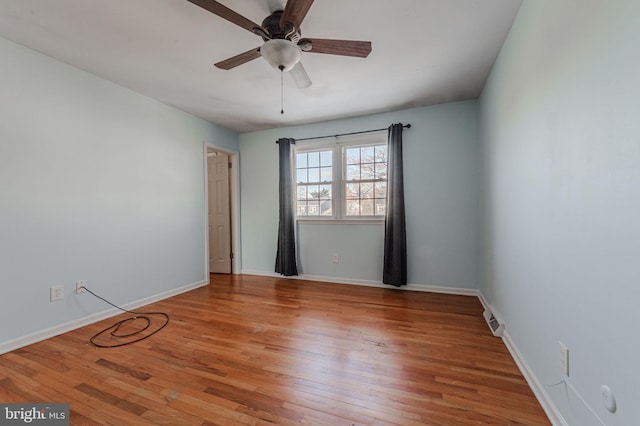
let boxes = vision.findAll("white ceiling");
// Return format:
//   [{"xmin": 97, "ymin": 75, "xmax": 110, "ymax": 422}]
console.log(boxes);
[{"xmin": 0, "ymin": 0, "xmax": 522, "ymax": 133}]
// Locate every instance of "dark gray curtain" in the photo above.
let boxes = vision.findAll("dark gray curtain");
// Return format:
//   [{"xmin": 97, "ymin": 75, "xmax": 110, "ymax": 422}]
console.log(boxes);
[
  {"xmin": 275, "ymin": 138, "xmax": 298, "ymax": 276},
  {"xmin": 383, "ymin": 123, "xmax": 407, "ymax": 286}
]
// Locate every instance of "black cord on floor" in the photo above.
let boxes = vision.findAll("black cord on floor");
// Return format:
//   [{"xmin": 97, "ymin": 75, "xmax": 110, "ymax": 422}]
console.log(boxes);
[{"xmin": 80, "ymin": 286, "xmax": 170, "ymax": 348}]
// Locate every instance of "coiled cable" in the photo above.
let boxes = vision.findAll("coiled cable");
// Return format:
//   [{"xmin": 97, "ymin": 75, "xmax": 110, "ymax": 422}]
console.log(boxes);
[{"xmin": 79, "ymin": 286, "xmax": 170, "ymax": 348}]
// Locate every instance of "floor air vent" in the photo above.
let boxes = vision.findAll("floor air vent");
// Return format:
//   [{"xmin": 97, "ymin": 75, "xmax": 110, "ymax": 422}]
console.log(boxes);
[{"xmin": 483, "ymin": 309, "xmax": 504, "ymax": 337}]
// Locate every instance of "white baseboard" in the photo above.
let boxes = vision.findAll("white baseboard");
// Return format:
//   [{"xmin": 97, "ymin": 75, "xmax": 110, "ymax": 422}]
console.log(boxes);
[
  {"xmin": 501, "ymin": 330, "xmax": 568, "ymax": 426},
  {"xmin": 476, "ymin": 291, "xmax": 490, "ymax": 311},
  {"xmin": 476, "ymin": 294, "xmax": 565, "ymax": 425},
  {"xmin": 240, "ymin": 269, "xmax": 283, "ymax": 278},
  {"xmin": 241, "ymin": 269, "xmax": 479, "ymax": 296},
  {"xmin": 0, "ymin": 279, "xmax": 208, "ymax": 355}
]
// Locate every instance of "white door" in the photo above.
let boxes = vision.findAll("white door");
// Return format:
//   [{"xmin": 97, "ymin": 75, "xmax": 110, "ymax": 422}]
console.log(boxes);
[{"xmin": 208, "ymin": 152, "xmax": 232, "ymax": 273}]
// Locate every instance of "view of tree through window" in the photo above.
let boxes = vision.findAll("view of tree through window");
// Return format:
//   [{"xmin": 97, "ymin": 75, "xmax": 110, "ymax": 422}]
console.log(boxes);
[
  {"xmin": 296, "ymin": 150, "xmax": 333, "ymax": 216},
  {"xmin": 345, "ymin": 145, "xmax": 387, "ymax": 216}
]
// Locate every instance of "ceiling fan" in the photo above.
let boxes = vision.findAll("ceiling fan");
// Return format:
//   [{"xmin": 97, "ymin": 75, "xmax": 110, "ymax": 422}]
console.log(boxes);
[{"xmin": 187, "ymin": 0, "xmax": 372, "ymax": 89}]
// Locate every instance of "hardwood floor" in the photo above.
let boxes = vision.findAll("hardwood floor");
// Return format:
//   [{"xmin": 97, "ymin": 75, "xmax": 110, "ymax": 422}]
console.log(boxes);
[{"xmin": 0, "ymin": 275, "xmax": 550, "ymax": 425}]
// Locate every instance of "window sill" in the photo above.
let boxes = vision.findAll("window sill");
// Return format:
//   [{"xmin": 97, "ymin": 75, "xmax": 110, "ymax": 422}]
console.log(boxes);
[{"xmin": 297, "ymin": 218, "xmax": 384, "ymax": 225}]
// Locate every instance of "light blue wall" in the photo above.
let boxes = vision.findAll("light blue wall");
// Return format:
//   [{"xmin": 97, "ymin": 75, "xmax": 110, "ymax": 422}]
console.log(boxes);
[
  {"xmin": 479, "ymin": 0, "xmax": 640, "ymax": 424},
  {"xmin": 240, "ymin": 101, "xmax": 479, "ymax": 289},
  {"xmin": 0, "ymin": 37, "xmax": 238, "ymax": 347}
]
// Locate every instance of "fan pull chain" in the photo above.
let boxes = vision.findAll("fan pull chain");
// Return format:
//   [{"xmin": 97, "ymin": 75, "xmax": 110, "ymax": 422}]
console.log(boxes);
[{"xmin": 279, "ymin": 66, "xmax": 285, "ymax": 114}]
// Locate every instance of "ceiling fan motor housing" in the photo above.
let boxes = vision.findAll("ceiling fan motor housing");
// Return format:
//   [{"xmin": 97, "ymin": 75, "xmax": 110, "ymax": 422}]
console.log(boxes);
[{"xmin": 260, "ymin": 10, "xmax": 301, "ymax": 41}]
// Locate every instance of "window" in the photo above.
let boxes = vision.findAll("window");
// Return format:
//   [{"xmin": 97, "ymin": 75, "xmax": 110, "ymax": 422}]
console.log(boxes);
[
  {"xmin": 295, "ymin": 135, "xmax": 387, "ymax": 220},
  {"xmin": 296, "ymin": 150, "xmax": 333, "ymax": 216},
  {"xmin": 344, "ymin": 145, "xmax": 387, "ymax": 217}
]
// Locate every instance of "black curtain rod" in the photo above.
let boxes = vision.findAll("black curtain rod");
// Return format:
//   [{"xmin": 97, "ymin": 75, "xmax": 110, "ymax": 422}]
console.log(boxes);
[{"xmin": 276, "ymin": 124, "xmax": 411, "ymax": 143}]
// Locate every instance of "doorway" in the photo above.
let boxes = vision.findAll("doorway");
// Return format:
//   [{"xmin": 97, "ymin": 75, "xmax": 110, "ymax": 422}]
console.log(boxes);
[{"xmin": 206, "ymin": 146, "xmax": 239, "ymax": 275}]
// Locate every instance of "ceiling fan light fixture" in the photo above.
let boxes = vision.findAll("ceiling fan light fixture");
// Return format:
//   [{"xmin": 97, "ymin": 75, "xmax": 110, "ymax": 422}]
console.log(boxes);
[{"xmin": 260, "ymin": 39, "xmax": 301, "ymax": 72}]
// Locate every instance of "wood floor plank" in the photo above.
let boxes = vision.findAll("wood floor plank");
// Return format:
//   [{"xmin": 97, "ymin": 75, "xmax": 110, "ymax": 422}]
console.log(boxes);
[{"xmin": 0, "ymin": 274, "xmax": 550, "ymax": 425}]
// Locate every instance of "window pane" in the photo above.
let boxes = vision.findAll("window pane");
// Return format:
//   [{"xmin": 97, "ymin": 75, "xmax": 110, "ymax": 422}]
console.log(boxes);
[
  {"xmin": 319, "ymin": 184, "xmax": 332, "ymax": 200},
  {"xmin": 361, "ymin": 162, "xmax": 375, "ymax": 179},
  {"xmin": 345, "ymin": 183, "xmax": 359, "ymax": 198},
  {"xmin": 361, "ymin": 199, "xmax": 374, "ymax": 216},
  {"xmin": 320, "ymin": 166, "xmax": 332, "ymax": 182},
  {"xmin": 320, "ymin": 200, "xmax": 332, "ymax": 216},
  {"xmin": 297, "ymin": 202, "xmax": 308, "ymax": 216},
  {"xmin": 307, "ymin": 200, "xmax": 320, "ymax": 216},
  {"xmin": 361, "ymin": 146, "xmax": 375, "ymax": 162},
  {"xmin": 296, "ymin": 153, "xmax": 307, "ymax": 168},
  {"xmin": 360, "ymin": 182, "xmax": 374, "ymax": 199},
  {"xmin": 375, "ymin": 198, "xmax": 386, "ymax": 216},
  {"xmin": 307, "ymin": 185, "xmax": 320, "ymax": 199},
  {"xmin": 320, "ymin": 150, "xmax": 332, "ymax": 167},
  {"xmin": 346, "ymin": 164, "xmax": 360, "ymax": 180},
  {"xmin": 308, "ymin": 167, "xmax": 320, "ymax": 183},
  {"xmin": 308, "ymin": 152, "xmax": 320, "ymax": 167},
  {"xmin": 374, "ymin": 182, "xmax": 387, "ymax": 198},
  {"xmin": 346, "ymin": 200, "xmax": 360, "ymax": 216},
  {"xmin": 297, "ymin": 186, "xmax": 307, "ymax": 200},
  {"xmin": 375, "ymin": 145, "xmax": 387, "ymax": 161},
  {"xmin": 297, "ymin": 169, "xmax": 307, "ymax": 183},
  {"xmin": 346, "ymin": 148, "xmax": 360, "ymax": 164},
  {"xmin": 374, "ymin": 162, "xmax": 387, "ymax": 180}
]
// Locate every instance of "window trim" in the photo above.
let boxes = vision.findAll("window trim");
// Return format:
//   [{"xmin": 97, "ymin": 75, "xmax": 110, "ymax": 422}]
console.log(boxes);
[{"xmin": 293, "ymin": 132, "xmax": 387, "ymax": 222}]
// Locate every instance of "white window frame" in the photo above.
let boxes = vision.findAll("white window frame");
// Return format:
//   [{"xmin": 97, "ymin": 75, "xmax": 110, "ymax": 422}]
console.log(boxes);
[
  {"xmin": 294, "ymin": 145, "xmax": 334, "ymax": 218},
  {"xmin": 294, "ymin": 132, "xmax": 387, "ymax": 223}
]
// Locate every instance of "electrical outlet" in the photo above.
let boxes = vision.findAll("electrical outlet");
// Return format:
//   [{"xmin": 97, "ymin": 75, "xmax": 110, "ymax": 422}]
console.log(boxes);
[
  {"xmin": 76, "ymin": 280, "xmax": 87, "ymax": 294},
  {"xmin": 50, "ymin": 285, "xmax": 64, "ymax": 302},
  {"xmin": 559, "ymin": 341, "xmax": 569, "ymax": 376},
  {"xmin": 332, "ymin": 253, "xmax": 339, "ymax": 263}
]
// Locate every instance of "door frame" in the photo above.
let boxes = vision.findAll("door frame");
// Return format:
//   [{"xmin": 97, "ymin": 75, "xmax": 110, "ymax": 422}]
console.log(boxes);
[{"xmin": 204, "ymin": 143, "xmax": 241, "ymax": 275}]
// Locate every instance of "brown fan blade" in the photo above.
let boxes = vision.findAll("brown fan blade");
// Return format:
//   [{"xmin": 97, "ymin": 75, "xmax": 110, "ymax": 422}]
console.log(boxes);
[
  {"xmin": 187, "ymin": 0, "xmax": 263, "ymax": 34},
  {"xmin": 280, "ymin": 0, "xmax": 315, "ymax": 31},
  {"xmin": 299, "ymin": 38, "xmax": 372, "ymax": 58},
  {"xmin": 214, "ymin": 47, "xmax": 261, "ymax": 70}
]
